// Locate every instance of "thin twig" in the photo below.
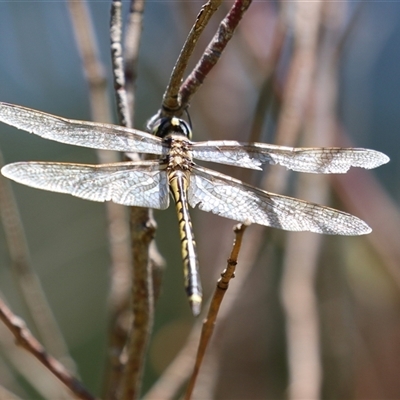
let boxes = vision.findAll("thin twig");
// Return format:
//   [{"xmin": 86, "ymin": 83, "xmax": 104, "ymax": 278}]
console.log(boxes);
[
  {"xmin": 111, "ymin": 0, "xmax": 133, "ymax": 128},
  {"xmin": 161, "ymin": 0, "xmax": 223, "ymax": 117},
  {"xmin": 0, "ymin": 318, "xmax": 68, "ymax": 398},
  {"xmin": 119, "ymin": 209, "xmax": 156, "ymax": 400},
  {"xmin": 0, "ymin": 298, "xmax": 96, "ymax": 400},
  {"xmin": 179, "ymin": 0, "xmax": 252, "ymax": 112},
  {"xmin": 184, "ymin": 223, "xmax": 248, "ymax": 400}
]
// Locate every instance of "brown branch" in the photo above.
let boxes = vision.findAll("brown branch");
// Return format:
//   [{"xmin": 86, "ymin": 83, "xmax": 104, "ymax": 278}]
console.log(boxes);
[
  {"xmin": 0, "ymin": 298, "xmax": 96, "ymax": 400},
  {"xmin": 110, "ymin": 0, "xmax": 133, "ymax": 128},
  {"xmin": 110, "ymin": 0, "xmax": 145, "ymax": 129},
  {"xmin": 184, "ymin": 223, "xmax": 248, "ymax": 400},
  {"xmin": 161, "ymin": 0, "xmax": 223, "ymax": 117},
  {"xmin": 179, "ymin": 0, "xmax": 252, "ymax": 111},
  {"xmin": 119, "ymin": 208, "xmax": 156, "ymax": 400}
]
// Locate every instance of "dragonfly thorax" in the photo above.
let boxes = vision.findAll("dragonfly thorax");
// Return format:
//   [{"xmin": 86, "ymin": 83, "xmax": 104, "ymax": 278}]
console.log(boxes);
[
  {"xmin": 164, "ymin": 135, "xmax": 193, "ymax": 172},
  {"xmin": 152, "ymin": 116, "xmax": 192, "ymax": 139}
]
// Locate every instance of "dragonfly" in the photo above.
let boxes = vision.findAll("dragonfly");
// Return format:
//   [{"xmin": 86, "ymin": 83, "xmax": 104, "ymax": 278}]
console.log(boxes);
[{"xmin": 0, "ymin": 102, "xmax": 389, "ymax": 315}]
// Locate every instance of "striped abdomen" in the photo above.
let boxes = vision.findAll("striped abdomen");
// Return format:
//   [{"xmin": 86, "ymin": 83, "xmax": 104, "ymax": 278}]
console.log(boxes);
[{"xmin": 168, "ymin": 169, "xmax": 202, "ymax": 316}]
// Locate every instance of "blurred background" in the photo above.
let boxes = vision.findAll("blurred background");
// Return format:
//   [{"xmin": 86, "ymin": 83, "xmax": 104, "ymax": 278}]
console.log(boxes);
[{"xmin": 0, "ymin": 1, "xmax": 399, "ymax": 399}]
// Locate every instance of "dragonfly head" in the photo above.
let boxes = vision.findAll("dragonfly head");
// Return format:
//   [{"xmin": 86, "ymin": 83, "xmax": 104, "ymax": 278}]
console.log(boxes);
[{"xmin": 151, "ymin": 117, "xmax": 192, "ymax": 140}]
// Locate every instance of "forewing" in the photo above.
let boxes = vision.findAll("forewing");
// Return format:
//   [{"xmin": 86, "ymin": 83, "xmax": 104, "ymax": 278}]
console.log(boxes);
[
  {"xmin": 188, "ymin": 165, "xmax": 371, "ymax": 235},
  {"xmin": 0, "ymin": 102, "xmax": 163, "ymax": 154},
  {"xmin": 1, "ymin": 160, "xmax": 169, "ymax": 209},
  {"xmin": 191, "ymin": 141, "xmax": 389, "ymax": 173}
]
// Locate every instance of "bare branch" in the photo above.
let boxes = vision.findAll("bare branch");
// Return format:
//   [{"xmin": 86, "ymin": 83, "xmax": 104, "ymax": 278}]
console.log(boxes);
[
  {"xmin": 161, "ymin": 0, "xmax": 223, "ymax": 117},
  {"xmin": 184, "ymin": 223, "xmax": 248, "ymax": 400},
  {"xmin": 179, "ymin": 0, "xmax": 252, "ymax": 112},
  {"xmin": 111, "ymin": 0, "xmax": 133, "ymax": 128},
  {"xmin": 0, "ymin": 298, "xmax": 96, "ymax": 400},
  {"xmin": 119, "ymin": 208, "xmax": 156, "ymax": 400}
]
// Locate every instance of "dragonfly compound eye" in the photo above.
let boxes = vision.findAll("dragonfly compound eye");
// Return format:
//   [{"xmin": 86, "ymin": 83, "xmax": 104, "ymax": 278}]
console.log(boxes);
[{"xmin": 152, "ymin": 117, "xmax": 192, "ymax": 139}]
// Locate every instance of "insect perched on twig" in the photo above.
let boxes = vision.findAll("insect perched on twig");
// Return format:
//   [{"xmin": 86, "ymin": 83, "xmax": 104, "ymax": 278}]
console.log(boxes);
[{"xmin": 0, "ymin": 102, "xmax": 389, "ymax": 315}]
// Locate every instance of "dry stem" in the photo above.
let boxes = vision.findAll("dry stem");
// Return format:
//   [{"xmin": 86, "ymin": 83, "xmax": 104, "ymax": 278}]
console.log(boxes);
[
  {"xmin": 0, "ymin": 298, "xmax": 95, "ymax": 400},
  {"xmin": 161, "ymin": 0, "xmax": 223, "ymax": 117},
  {"xmin": 184, "ymin": 223, "xmax": 248, "ymax": 399}
]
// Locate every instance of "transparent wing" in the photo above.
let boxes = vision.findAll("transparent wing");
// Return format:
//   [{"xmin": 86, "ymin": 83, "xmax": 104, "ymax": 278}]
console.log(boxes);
[
  {"xmin": 1, "ymin": 160, "xmax": 169, "ymax": 209},
  {"xmin": 191, "ymin": 141, "xmax": 389, "ymax": 173},
  {"xmin": 188, "ymin": 165, "xmax": 371, "ymax": 235},
  {"xmin": 0, "ymin": 102, "xmax": 163, "ymax": 154}
]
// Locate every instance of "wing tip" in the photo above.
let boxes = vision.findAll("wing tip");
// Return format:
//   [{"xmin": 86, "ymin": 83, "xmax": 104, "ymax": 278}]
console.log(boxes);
[
  {"xmin": 1, "ymin": 163, "xmax": 17, "ymax": 179},
  {"xmin": 332, "ymin": 219, "xmax": 372, "ymax": 236},
  {"xmin": 377, "ymin": 151, "xmax": 390, "ymax": 167},
  {"xmin": 350, "ymin": 223, "xmax": 372, "ymax": 236},
  {"xmin": 362, "ymin": 149, "xmax": 390, "ymax": 169}
]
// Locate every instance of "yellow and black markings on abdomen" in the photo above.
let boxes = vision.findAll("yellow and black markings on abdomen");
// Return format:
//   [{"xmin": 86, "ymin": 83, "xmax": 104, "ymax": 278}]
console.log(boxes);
[{"xmin": 169, "ymin": 170, "xmax": 202, "ymax": 316}]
